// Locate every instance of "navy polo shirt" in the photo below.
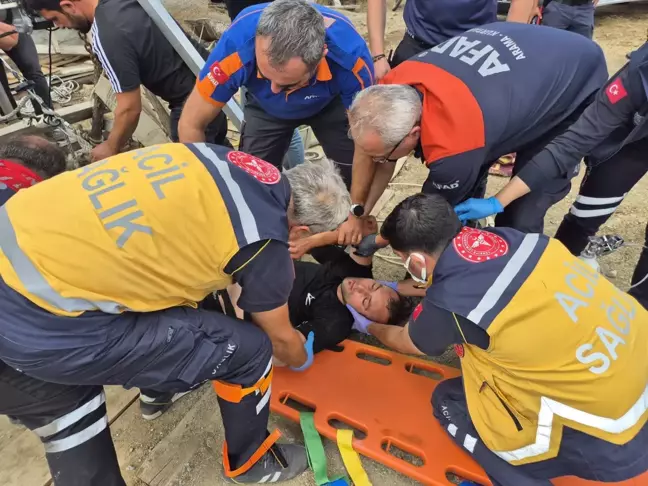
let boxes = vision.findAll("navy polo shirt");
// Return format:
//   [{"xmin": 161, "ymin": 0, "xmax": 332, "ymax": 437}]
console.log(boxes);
[
  {"xmin": 403, "ymin": 0, "xmax": 497, "ymax": 47},
  {"xmin": 196, "ymin": 2, "xmax": 374, "ymax": 120}
]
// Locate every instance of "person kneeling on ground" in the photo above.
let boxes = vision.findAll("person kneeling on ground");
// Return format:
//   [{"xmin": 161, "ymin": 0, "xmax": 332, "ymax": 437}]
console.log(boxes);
[
  {"xmin": 0, "ymin": 137, "xmax": 128, "ymax": 486},
  {"xmin": 0, "ymin": 145, "xmax": 351, "ymax": 484},
  {"xmin": 357, "ymin": 193, "xmax": 648, "ymax": 486},
  {"xmin": 221, "ymin": 244, "xmax": 422, "ymax": 361}
]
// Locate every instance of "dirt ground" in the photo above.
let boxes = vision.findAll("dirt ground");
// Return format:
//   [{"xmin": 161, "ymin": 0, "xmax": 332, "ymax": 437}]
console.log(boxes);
[{"xmin": 3, "ymin": 2, "xmax": 647, "ymax": 486}]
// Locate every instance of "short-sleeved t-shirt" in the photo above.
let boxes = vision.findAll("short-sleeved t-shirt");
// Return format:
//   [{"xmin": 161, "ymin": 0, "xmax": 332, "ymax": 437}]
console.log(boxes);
[
  {"xmin": 289, "ymin": 249, "xmax": 372, "ymax": 352},
  {"xmin": 196, "ymin": 3, "xmax": 374, "ymax": 120},
  {"xmin": 408, "ymin": 298, "xmax": 490, "ymax": 357},
  {"xmin": 91, "ymin": 0, "xmax": 201, "ymax": 105},
  {"xmin": 403, "ymin": 0, "xmax": 497, "ymax": 47}
]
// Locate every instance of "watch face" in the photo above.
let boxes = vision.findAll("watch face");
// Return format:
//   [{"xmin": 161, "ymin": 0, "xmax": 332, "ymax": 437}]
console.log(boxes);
[{"xmin": 352, "ymin": 204, "xmax": 364, "ymax": 217}]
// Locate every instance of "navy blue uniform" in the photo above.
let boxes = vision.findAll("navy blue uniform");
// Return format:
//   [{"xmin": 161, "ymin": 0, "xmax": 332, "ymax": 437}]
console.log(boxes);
[
  {"xmin": 383, "ymin": 23, "xmax": 608, "ymax": 232},
  {"xmin": 545, "ymin": 42, "xmax": 648, "ymax": 308},
  {"xmin": 391, "ymin": 0, "xmax": 497, "ymax": 68}
]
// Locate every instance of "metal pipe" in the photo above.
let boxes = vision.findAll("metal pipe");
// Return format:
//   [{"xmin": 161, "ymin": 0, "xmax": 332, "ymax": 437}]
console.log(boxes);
[{"xmin": 136, "ymin": 0, "xmax": 243, "ymax": 129}]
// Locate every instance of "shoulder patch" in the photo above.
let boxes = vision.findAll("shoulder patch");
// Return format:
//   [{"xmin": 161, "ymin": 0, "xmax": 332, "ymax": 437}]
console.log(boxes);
[
  {"xmin": 207, "ymin": 61, "xmax": 230, "ymax": 87},
  {"xmin": 453, "ymin": 227, "xmax": 509, "ymax": 263},
  {"xmin": 226, "ymin": 151, "xmax": 281, "ymax": 185},
  {"xmin": 606, "ymin": 77, "xmax": 627, "ymax": 104},
  {"xmin": 454, "ymin": 343, "xmax": 465, "ymax": 358}
]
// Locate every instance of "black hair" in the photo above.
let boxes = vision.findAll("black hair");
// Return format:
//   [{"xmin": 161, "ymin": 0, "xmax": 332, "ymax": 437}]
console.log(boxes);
[
  {"xmin": 21, "ymin": 0, "xmax": 63, "ymax": 14},
  {"xmin": 0, "ymin": 135, "xmax": 67, "ymax": 179},
  {"xmin": 386, "ymin": 294, "xmax": 419, "ymax": 326},
  {"xmin": 380, "ymin": 193, "xmax": 462, "ymax": 256}
]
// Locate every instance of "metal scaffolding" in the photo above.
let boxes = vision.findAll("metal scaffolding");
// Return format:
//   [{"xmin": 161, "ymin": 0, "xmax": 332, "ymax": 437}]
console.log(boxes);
[{"xmin": 136, "ymin": 0, "xmax": 243, "ymax": 129}]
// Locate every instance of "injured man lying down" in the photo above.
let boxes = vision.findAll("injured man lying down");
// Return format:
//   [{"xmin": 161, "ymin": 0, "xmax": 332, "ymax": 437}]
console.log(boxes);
[{"xmin": 218, "ymin": 244, "xmax": 423, "ymax": 358}]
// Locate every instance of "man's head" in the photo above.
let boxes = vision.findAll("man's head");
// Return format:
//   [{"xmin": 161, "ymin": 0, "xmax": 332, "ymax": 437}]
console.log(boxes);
[
  {"xmin": 284, "ymin": 157, "xmax": 350, "ymax": 238},
  {"xmin": 340, "ymin": 277, "xmax": 417, "ymax": 325},
  {"xmin": 24, "ymin": 0, "xmax": 95, "ymax": 33},
  {"xmin": 349, "ymin": 84, "xmax": 422, "ymax": 163},
  {"xmin": 381, "ymin": 193, "xmax": 461, "ymax": 285},
  {"xmin": 0, "ymin": 135, "xmax": 67, "ymax": 179},
  {"xmin": 255, "ymin": 0, "xmax": 327, "ymax": 94}
]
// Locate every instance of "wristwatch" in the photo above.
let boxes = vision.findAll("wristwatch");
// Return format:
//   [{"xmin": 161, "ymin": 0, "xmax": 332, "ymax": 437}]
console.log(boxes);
[{"xmin": 350, "ymin": 203, "xmax": 365, "ymax": 217}]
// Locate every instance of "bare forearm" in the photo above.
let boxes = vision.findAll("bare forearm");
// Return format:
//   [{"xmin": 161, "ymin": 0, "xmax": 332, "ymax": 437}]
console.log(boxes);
[
  {"xmin": 106, "ymin": 106, "xmax": 140, "ymax": 151},
  {"xmin": 507, "ymin": 0, "xmax": 536, "ymax": 22},
  {"xmin": 368, "ymin": 323, "xmax": 421, "ymax": 355},
  {"xmin": 350, "ymin": 150, "xmax": 377, "ymax": 206},
  {"xmin": 396, "ymin": 279, "xmax": 427, "ymax": 297},
  {"xmin": 366, "ymin": 161, "xmax": 395, "ymax": 214},
  {"xmin": 179, "ymin": 122, "xmax": 207, "ymax": 143},
  {"xmin": 367, "ymin": 0, "xmax": 387, "ymax": 56},
  {"xmin": 271, "ymin": 330, "xmax": 307, "ymax": 368},
  {"xmin": 495, "ymin": 176, "xmax": 531, "ymax": 208}
]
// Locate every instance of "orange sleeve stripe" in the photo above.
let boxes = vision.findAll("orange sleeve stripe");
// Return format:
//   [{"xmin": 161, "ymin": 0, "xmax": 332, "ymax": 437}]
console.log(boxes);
[
  {"xmin": 352, "ymin": 58, "xmax": 372, "ymax": 90},
  {"xmin": 219, "ymin": 52, "xmax": 244, "ymax": 77},
  {"xmin": 195, "ymin": 78, "xmax": 227, "ymax": 108}
]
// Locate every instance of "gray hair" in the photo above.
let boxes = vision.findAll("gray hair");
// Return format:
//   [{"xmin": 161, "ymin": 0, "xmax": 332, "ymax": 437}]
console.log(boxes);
[
  {"xmin": 348, "ymin": 84, "xmax": 422, "ymax": 147},
  {"xmin": 256, "ymin": 0, "xmax": 326, "ymax": 72},
  {"xmin": 284, "ymin": 158, "xmax": 351, "ymax": 234}
]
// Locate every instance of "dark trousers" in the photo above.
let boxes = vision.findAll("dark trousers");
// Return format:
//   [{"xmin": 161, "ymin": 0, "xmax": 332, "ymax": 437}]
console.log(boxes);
[
  {"xmin": 541, "ymin": 1, "xmax": 595, "ymax": 39},
  {"xmin": 239, "ymin": 94, "xmax": 354, "ymax": 187},
  {"xmin": 390, "ymin": 31, "xmax": 434, "ymax": 68},
  {"xmin": 169, "ymin": 102, "xmax": 231, "ymax": 147},
  {"xmin": 492, "ymin": 93, "xmax": 596, "ymax": 233},
  {"xmin": 432, "ymin": 377, "xmax": 648, "ymax": 486},
  {"xmin": 0, "ymin": 282, "xmax": 274, "ymax": 472},
  {"xmin": 554, "ymin": 139, "xmax": 648, "ymax": 307},
  {"xmin": 5, "ymin": 33, "xmax": 51, "ymax": 107},
  {"xmin": 0, "ymin": 363, "xmax": 124, "ymax": 486}
]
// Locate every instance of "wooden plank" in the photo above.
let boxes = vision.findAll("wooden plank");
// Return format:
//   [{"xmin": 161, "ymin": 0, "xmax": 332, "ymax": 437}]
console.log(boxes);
[
  {"xmin": 35, "ymin": 45, "xmax": 89, "ymax": 56},
  {"xmin": 138, "ymin": 390, "xmax": 216, "ymax": 486},
  {"xmin": 370, "ymin": 189, "xmax": 394, "ymax": 217},
  {"xmin": 0, "ymin": 101, "xmax": 94, "ymax": 142},
  {"xmin": 0, "ymin": 386, "xmax": 138, "ymax": 486}
]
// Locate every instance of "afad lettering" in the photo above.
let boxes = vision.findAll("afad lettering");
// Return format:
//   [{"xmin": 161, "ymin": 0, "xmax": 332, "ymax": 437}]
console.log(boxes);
[
  {"xmin": 500, "ymin": 36, "xmax": 526, "ymax": 60},
  {"xmin": 429, "ymin": 36, "xmax": 511, "ymax": 77},
  {"xmin": 431, "ymin": 180, "xmax": 459, "ymax": 191},
  {"xmin": 554, "ymin": 260, "xmax": 636, "ymax": 375},
  {"xmin": 76, "ymin": 148, "xmax": 187, "ymax": 248}
]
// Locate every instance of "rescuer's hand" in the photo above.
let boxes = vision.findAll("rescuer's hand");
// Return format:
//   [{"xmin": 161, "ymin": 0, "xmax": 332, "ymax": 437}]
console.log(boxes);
[{"xmin": 454, "ymin": 197, "xmax": 504, "ymax": 223}]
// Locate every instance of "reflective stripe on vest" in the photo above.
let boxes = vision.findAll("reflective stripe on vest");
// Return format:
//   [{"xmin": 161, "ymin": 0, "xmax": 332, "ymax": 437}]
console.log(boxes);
[
  {"xmin": 467, "ymin": 233, "xmax": 539, "ymax": 324},
  {"xmin": 194, "ymin": 143, "xmax": 260, "ymax": 245},
  {"xmin": 0, "ymin": 206, "xmax": 124, "ymax": 314},
  {"xmin": 494, "ymin": 383, "xmax": 648, "ymax": 462}
]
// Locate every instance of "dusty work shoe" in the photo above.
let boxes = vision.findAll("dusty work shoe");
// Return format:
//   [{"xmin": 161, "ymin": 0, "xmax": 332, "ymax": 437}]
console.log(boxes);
[
  {"xmin": 139, "ymin": 390, "xmax": 193, "ymax": 420},
  {"xmin": 223, "ymin": 443, "xmax": 308, "ymax": 483}
]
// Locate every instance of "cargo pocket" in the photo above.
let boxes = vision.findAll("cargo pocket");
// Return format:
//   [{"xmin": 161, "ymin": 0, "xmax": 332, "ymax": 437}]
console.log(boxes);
[{"xmin": 123, "ymin": 325, "xmax": 179, "ymax": 389}]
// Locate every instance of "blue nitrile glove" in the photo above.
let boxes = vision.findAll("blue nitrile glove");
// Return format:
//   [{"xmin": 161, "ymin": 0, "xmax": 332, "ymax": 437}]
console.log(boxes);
[
  {"xmin": 346, "ymin": 304, "xmax": 372, "ymax": 334},
  {"xmin": 377, "ymin": 280, "xmax": 398, "ymax": 291},
  {"xmin": 290, "ymin": 331, "xmax": 315, "ymax": 372},
  {"xmin": 354, "ymin": 233, "xmax": 382, "ymax": 257},
  {"xmin": 454, "ymin": 197, "xmax": 504, "ymax": 223}
]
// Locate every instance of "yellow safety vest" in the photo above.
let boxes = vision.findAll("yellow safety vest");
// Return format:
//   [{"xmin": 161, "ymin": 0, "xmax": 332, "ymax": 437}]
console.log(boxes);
[
  {"xmin": 0, "ymin": 143, "xmax": 290, "ymax": 316},
  {"xmin": 428, "ymin": 228, "xmax": 648, "ymax": 465}
]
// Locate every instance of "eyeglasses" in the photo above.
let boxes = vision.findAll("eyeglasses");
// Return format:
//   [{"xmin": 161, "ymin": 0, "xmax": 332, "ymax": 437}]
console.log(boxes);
[{"xmin": 372, "ymin": 132, "xmax": 409, "ymax": 164}]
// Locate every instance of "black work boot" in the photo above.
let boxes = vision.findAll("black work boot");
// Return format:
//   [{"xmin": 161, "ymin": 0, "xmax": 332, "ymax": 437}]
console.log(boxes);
[{"xmin": 223, "ymin": 443, "xmax": 308, "ymax": 483}]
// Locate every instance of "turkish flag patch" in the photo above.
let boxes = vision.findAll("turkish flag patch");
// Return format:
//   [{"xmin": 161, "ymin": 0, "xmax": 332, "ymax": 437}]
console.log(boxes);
[
  {"xmin": 454, "ymin": 344, "xmax": 465, "ymax": 358},
  {"xmin": 207, "ymin": 61, "xmax": 229, "ymax": 87},
  {"xmin": 453, "ymin": 227, "xmax": 509, "ymax": 263},
  {"xmin": 226, "ymin": 151, "xmax": 281, "ymax": 185},
  {"xmin": 605, "ymin": 77, "xmax": 628, "ymax": 104},
  {"xmin": 412, "ymin": 303, "xmax": 423, "ymax": 321}
]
